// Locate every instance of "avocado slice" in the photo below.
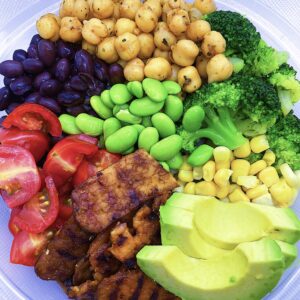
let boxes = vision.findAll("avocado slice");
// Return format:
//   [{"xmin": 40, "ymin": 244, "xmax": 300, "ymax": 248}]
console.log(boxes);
[
  {"xmin": 275, "ymin": 240, "xmax": 298, "ymax": 268},
  {"xmin": 137, "ymin": 239, "xmax": 285, "ymax": 300}
]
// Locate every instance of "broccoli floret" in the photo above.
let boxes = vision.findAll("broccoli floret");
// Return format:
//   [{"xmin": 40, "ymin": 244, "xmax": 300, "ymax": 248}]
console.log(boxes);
[
  {"xmin": 204, "ymin": 11, "xmax": 261, "ymax": 54},
  {"xmin": 266, "ymin": 112, "xmax": 300, "ymax": 170},
  {"xmin": 246, "ymin": 153, "xmax": 263, "ymax": 164}
]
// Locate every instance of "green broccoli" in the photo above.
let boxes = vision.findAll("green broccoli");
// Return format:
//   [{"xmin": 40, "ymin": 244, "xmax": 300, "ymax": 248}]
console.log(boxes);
[
  {"xmin": 266, "ymin": 112, "xmax": 300, "ymax": 170},
  {"xmin": 246, "ymin": 153, "xmax": 263, "ymax": 164}
]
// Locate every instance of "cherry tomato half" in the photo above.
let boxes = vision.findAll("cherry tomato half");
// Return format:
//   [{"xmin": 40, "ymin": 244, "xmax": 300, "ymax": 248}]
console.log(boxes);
[
  {"xmin": 8, "ymin": 207, "xmax": 22, "ymax": 236},
  {"xmin": 0, "ymin": 145, "xmax": 41, "ymax": 208},
  {"xmin": 2, "ymin": 104, "xmax": 62, "ymax": 137},
  {"xmin": 58, "ymin": 196, "xmax": 73, "ymax": 220}
]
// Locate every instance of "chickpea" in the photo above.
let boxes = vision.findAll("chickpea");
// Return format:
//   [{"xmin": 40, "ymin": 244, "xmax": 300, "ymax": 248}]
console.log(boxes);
[
  {"xmin": 82, "ymin": 39, "xmax": 97, "ymax": 55},
  {"xmin": 153, "ymin": 48, "xmax": 171, "ymax": 63},
  {"xmin": 73, "ymin": 0, "xmax": 90, "ymax": 20},
  {"xmin": 171, "ymin": 39, "xmax": 199, "ymax": 67},
  {"xmin": 115, "ymin": 18, "xmax": 137, "ymax": 36},
  {"xmin": 82, "ymin": 18, "xmax": 108, "ymax": 45},
  {"xmin": 135, "ymin": 6, "xmax": 158, "ymax": 33},
  {"xmin": 206, "ymin": 54, "xmax": 233, "ymax": 83},
  {"xmin": 167, "ymin": 9, "xmax": 190, "ymax": 36},
  {"xmin": 97, "ymin": 37, "xmax": 119, "ymax": 63},
  {"xmin": 115, "ymin": 32, "xmax": 140, "ymax": 61},
  {"xmin": 120, "ymin": 0, "xmax": 141, "ymax": 20},
  {"xmin": 194, "ymin": 0, "xmax": 216, "ymax": 14},
  {"xmin": 143, "ymin": 0, "xmax": 162, "ymax": 18},
  {"xmin": 186, "ymin": 20, "xmax": 211, "ymax": 42},
  {"xmin": 124, "ymin": 58, "xmax": 145, "ymax": 81},
  {"xmin": 162, "ymin": 2, "xmax": 171, "ymax": 22},
  {"xmin": 201, "ymin": 31, "xmax": 226, "ymax": 58},
  {"xmin": 144, "ymin": 57, "xmax": 171, "ymax": 81},
  {"xmin": 196, "ymin": 55, "xmax": 209, "ymax": 79},
  {"xmin": 116, "ymin": 59, "xmax": 127, "ymax": 68},
  {"xmin": 36, "ymin": 14, "xmax": 61, "ymax": 42},
  {"xmin": 60, "ymin": 17, "xmax": 83, "ymax": 43},
  {"xmin": 189, "ymin": 7, "xmax": 202, "ymax": 22},
  {"xmin": 102, "ymin": 18, "xmax": 116, "ymax": 36},
  {"xmin": 90, "ymin": 0, "xmax": 114, "ymax": 19},
  {"xmin": 167, "ymin": 64, "xmax": 181, "ymax": 81},
  {"xmin": 59, "ymin": 0, "xmax": 75, "ymax": 18},
  {"xmin": 113, "ymin": 3, "xmax": 121, "ymax": 19},
  {"xmin": 178, "ymin": 66, "xmax": 202, "ymax": 93},
  {"xmin": 154, "ymin": 22, "xmax": 177, "ymax": 51},
  {"xmin": 137, "ymin": 33, "xmax": 155, "ymax": 59}
]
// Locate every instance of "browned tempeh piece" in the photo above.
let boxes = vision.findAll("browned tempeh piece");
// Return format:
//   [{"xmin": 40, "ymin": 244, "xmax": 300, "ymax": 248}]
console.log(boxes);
[
  {"xmin": 72, "ymin": 150, "xmax": 177, "ymax": 233},
  {"xmin": 68, "ymin": 280, "xmax": 99, "ymax": 300},
  {"xmin": 72, "ymin": 256, "xmax": 93, "ymax": 287}
]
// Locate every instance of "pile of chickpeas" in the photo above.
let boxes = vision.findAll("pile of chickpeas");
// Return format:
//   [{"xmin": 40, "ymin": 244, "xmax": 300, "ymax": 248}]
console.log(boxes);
[{"xmin": 36, "ymin": 0, "xmax": 233, "ymax": 93}]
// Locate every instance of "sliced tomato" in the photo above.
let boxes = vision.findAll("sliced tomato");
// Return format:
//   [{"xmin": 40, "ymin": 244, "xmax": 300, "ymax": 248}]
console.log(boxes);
[
  {"xmin": 58, "ymin": 196, "xmax": 73, "ymax": 220},
  {"xmin": 43, "ymin": 135, "xmax": 98, "ymax": 187},
  {"xmin": 72, "ymin": 158, "xmax": 96, "ymax": 186},
  {"xmin": 66, "ymin": 134, "xmax": 98, "ymax": 145},
  {"xmin": 2, "ymin": 104, "xmax": 62, "ymax": 137},
  {"xmin": 0, "ymin": 145, "xmax": 41, "ymax": 208},
  {"xmin": 13, "ymin": 176, "xmax": 59, "ymax": 234},
  {"xmin": 0, "ymin": 128, "xmax": 50, "ymax": 162},
  {"xmin": 8, "ymin": 207, "xmax": 22, "ymax": 236},
  {"xmin": 10, "ymin": 230, "xmax": 52, "ymax": 266},
  {"xmin": 51, "ymin": 216, "xmax": 67, "ymax": 230}
]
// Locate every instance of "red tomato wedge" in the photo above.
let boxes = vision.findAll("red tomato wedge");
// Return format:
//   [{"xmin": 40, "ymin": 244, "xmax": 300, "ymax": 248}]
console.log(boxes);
[
  {"xmin": 2, "ymin": 104, "xmax": 62, "ymax": 137},
  {"xmin": 13, "ymin": 176, "xmax": 59, "ymax": 234},
  {"xmin": 58, "ymin": 196, "xmax": 73, "ymax": 220},
  {"xmin": 43, "ymin": 135, "xmax": 98, "ymax": 187},
  {"xmin": 72, "ymin": 158, "xmax": 96, "ymax": 186},
  {"xmin": 8, "ymin": 207, "xmax": 22, "ymax": 236},
  {"xmin": 0, "ymin": 128, "xmax": 50, "ymax": 162},
  {"xmin": 0, "ymin": 145, "xmax": 41, "ymax": 208},
  {"xmin": 10, "ymin": 230, "xmax": 52, "ymax": 266}
]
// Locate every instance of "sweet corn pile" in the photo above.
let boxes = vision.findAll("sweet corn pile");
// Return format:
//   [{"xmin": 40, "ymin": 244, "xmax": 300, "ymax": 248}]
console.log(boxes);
[{"xmin": 176, "ymin": 135, "xmax": 300, "ymax": 208}]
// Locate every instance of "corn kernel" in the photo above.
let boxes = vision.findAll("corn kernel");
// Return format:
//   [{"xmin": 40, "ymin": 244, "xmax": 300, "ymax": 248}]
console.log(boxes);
[
  {"xmin": 237, "ymin": 175, "xmax": 259, "ymax": 189},
  {"xmin": 252, "ymin": 193, "xmax": 274, "ymax": 206},
  {"xmin": 193, "ymin": 166, "xmax": 203, "ymax": 180},
  {"xmin": 258, "ymin": 166, "xmax": 279, "ymax": 187},
  {"xmin": 220, "ymin": 197, "xmax": 230, "ymax": 203},
  {"xmin": 213, "ymin": 146, "xmax": 232, "ymax": 170},
  {"xmin": 249, "ymin": 160, "xmax": 267, "ymax": 175},
  {"xmin": 180, "ymin": 157, "xmax": 193, "ymax": 171},
  {"xmin": 269, "ymin": 178, "xmax": 298, "ymax": 207},
  {"xmin": 216, "ymin": 184, "xmax": 230, "ymax": 199},
  {"xmin": 231, "ymin": 159, "xmax": 250, "ymax": 182},
  {"xmin": 234, "ymin": 139, "xmax": 251, "ymax": 158},
  {"xmin": 195, "ymin": 181, "xmax": 217, "ymax": 197},
  {"xmin": 214, "ymin": 169, "xmax": 233, "ymax": 187},
  {"xmin": 250, "ymin": 135, "xmax": 270, "ymax": 153},
  {"xmin": 202, "ymin": 161, "xmax": 216, "ymax": 182},
  {"xmin": 178, "ymin": 170, "xmax": 193, "ymax": 183},
  {"xmin": 279, "ymin": 163, "xmax": 299, "ymax": 188},
  {"xmin": 184, "ymin": 182, "xmax": 196, "ymax": 194},
  {"xmin": 229, "ymin": 184, "xmax": 239, "ymax": 193},
  {"xmin": 228, "ymin": 188, "xmax": 250, "ymax": 203},
  {"xmin": 263, "ymin": 150, "xmax": 276, "ymax": 166},
  {"xmin": 246, "ymin": 184, "xmax": 268, "ymax": 199}
]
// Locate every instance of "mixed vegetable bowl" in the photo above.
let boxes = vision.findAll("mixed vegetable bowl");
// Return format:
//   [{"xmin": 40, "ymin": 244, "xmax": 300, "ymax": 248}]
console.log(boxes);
[{"xmin": 0, "ymin": 0, "xmax": 300, "ymax": 299}]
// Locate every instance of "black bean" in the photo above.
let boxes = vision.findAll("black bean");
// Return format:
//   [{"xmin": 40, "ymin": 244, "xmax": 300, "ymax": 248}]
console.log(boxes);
[
  {"xmin": 0, "ymin": 60, "xmax": 24, "ymax": 78},
  {"xmin": 38, "ymin": 39, "xmax": 56, "ymax": 67},
  {"xmin": 40, "ymin": 79, "xmax": 62, "ymax": 97},
  {"xmin": 57, "ymin": 91, "xmax": 84, "ymax": 107},
  {"xmin": 55, "ymin": 58, "xmax": 71, "ymax": 82},
  {"xmin": 13, "ymin": 49, "xmax": 28, "ymax": 62},
  {"xmin": 74, "ymin": 49, "xmax": 93, "ymax": 75},
  {"xmin": 22, "ymin": 58, "xmax": 44, "ymax": 74},
  {"xmin": 33, "ymin": 71, "xmax": 52, "ymax": 90},
  {"xmin": 25, "ymin": 92, "xmax": 41, "ymax": 104},
  {"xmin": 10, "ymin": 76, "xmax": 32, "ymax": 95},
  {"xmin": 0, "ymin": 87, "xmax": 11, "ymax": 110},
  {"xmin": 39, "ymin": 97, "xmax": 62, "ymax": 114}
]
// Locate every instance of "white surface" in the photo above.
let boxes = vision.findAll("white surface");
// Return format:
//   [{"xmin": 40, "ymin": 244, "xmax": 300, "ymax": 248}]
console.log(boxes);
[{"xmin": 0, "ymin": 1, "xmax": 300, "ymax": 300}]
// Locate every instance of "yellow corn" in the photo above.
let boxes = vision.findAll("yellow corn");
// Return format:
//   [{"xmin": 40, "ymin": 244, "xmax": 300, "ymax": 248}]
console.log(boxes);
[
  {"xmin": 263, "ymin": 150, "xmax": 276, "ymax": 166},
  {"xmin": 202, "ymin": 161, "xmax": 216, "ymax": 182},
  {"xmin": 174, "ymin": 181, "xmax": 184, "ymax": 193},
  {"xmin": 229, "ymin": 184, "xmax": 239, "ymax": 193},
  {"xmin": 216, "ymin": 184, "xmax": 230, "ymax": 199},
  {"xmin": 193, "ymin": 166, "xmax": 203, "ymax": 180},
  {"xmin": 249, "ymin": 160, "xmax": 267, "ymax": 175},
  {"xmin": 178, "ymin": 170, "xmax": 193, "ymax": 182},
  {"xmin": 246, "ymin": 184, "xmax": 268, "ymax": 199},
  {"xmin": 295, "ymin": 170, "xmax": 300, "ymax": 188},
  {"xmin": 184, "ymin": 182, "xmax": 196, "ymax": 194},
  {"xmin": 231, "ymin": 159, "xmax": 250, "ymax": 182},
  {"xmin": 180, "ymin": 156, "xmax": 193, "ymax": 171},
  {"xmin": 214, "ymin": 169, "xmax": 233, "ymax": 187},
  {"xmin": 252, "ymin": 193, "xmax": 274, "ymax": 206},
  {"xmin": 195, "ymin": 181, "xmax": 217, "ymax": 197},
  {"xmin": 228, "ymin": 187, "xmax": 250, "ymax": 203},
  {"xmin": 258, "ymin": 166, "xmax": 279, "ymax": 187},
  {"xmin": 279, "ymin": 163, "xmax": 299, "ymax": 188},
  {"xmin": 213, "ymin": 146, "xmax": 232, "ymax": 170},
  {"xmin": 220, "ymin": 197, "xmax": 230, "ymax": 203},
  {"xmin": 250, "ymin": 135, "xmax": 270, "ymax": 153},
  {"xmin": 233, "ymin": 139, "xmax": 251, "ymax": 158},
  {"xmin": 237, "ymin": 175, "xmax": 259, "ymax": 189},
  {"xmin": 269, "ymin": 178, "xmax": 297, "ymax": 207}
]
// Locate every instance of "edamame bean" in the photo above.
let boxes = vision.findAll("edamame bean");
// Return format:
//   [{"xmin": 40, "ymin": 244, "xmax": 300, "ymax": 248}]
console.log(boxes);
[
  {"xmin": 164, "ymin": 95, "xmax": 183, "ymax": 122},
  {"xmin": 113, "ymin": 104, "xmax": 129, "ymax": 116},
  {"xmin": 127, "ymin": 81, "xmax": 144, "ymax": 99},
  {"xmin": 151, "ymin": 113, "xmax": 176, "ymax": 138},
  {"xmin": 138, "ymin": 127, "xmax": 159, "ymax": 152},
  {"xmin": 110, "ymin": 84, "xmax": 132, "ymax": 105},
  {"xmin": 142, "ymin": 116, "xmax": 152, "ymax": 127},
  {"xmin": 101, "ymin": 90, "xmax": 114, "ymax": 109},
  {"xmin": 59, "ymin": 114, "xmax": 82, "ymax": 135},
  {"xmin": 91, "ymin": 95, "xmax": 113, "ymax": 119},
  {"xmin": 162, "ymin": 81, "xmax": 181, "ymax": 94},
  {"xmin": 132, "ymin": 124, "xmax": 145, "ymax": 134},
  {"xmin": 150, "ymin": 135, "xmax": 183, "ymax": 161},
  {"xmin": 129, "ymin": 97, "xmax": 165, "ymax": 117},
  {"xmin": 166, "ymin": 152, "xmax": 184, "ymax": 170},
  {"xmin": 182, "ymin": 105, "xmax": 205, "ymax": 132},
  {"xmin": 187, "ymin": 144, "xmax": 214, "ymax": 167},
  {"xmin": 75, "ymin": 113, "xmax": 104, "ymax": 136},
  {"xmin": 103, "ymin": 117, "xmax": 122, "ymax": 140},
  {"xmin": 115, "ymin": 109, "xmax": 142, "ymax": 124},
  {"xmin": 105, "ymin": 126, "xmax": 138, "ymax": 153},
  {"xmin": 122, "ymin": 146, "xmax": 135, "ymax": 155},
  {"xmin": 160, "ymin": 162, "xmax": 170, "ymax": 172},
  {"xmin": 142, "ymin": 78, "xmax": 168, "ymax": 102}
]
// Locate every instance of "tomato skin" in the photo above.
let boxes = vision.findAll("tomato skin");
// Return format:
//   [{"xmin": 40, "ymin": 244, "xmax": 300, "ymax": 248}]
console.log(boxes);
[
  {"xmin": 58, "ymin": 197, "xmax": 73, "ymax": 220},
  {"xmin": 0, "ymin": 145, "xmax": 41, "ymax": 208},
  {"xmin": 8, "ymin": 207, "xmax": 22, "ymax": 236},
  {"xmin": 2, "ymin": 104, "xmax": 62, "ymax": 137},
  {"xmin": 91, "ymin": 149, "xmax": 121, "ymax": 170},
  {"xmin": 0, "ymin": 128, "xmax": 50, "ymax": 162},
  {"xmin": 72, "ymin": 159, "xmax": 96, "ymax": 186}
]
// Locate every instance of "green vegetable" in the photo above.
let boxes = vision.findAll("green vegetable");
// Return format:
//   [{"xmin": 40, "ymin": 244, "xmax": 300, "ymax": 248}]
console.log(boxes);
[
  {"xmin": 142, "ymin": 78, "xmax": 168, "ymax": 102},
  {"xmin": 101, "ymin": 90, "xmax": 114, "ymax": 108},
  {"xmin": 138, "ymin": 127, "xmax": 159, "ymax": 152},
  {"xmin": 166, "ymin": 152, "xmax": 184, "ymax": 170},
  {"xmin": 187, "ymin": 144, "xmax": 214, "ymax": 167},
  {"xmin": 164, "ymin": 95, "xmax": 183, "ymax": 122},
  {"xmin": 160, "ymin": 162, "xmax": 170, "ymax": 172},
  {"xmin": 162, "ymin": 80, "xmax": 181, "ymax": 94},
  {"xmin": 246, "ymin": 153, "xmax": 263, "ymax": 164},
  {"xmin": 228, "ymin": 57, "xmax": 245, "ymax": 73},
  {"xmin": 122, "ymin": 146, "xmax": 135, "ymax": 155},
  {"xmin": 151, "ymin": 113, "xmax": 176, "ymax": 138},
  {"xmin": 127, "ymin": 81, "xmax": 144, "ymax": 99},
  {"xmin": 132, "ymin": 124, "xmax": 145, "ymax": 134},
  {"xmin": 110, "ymin": 84, "xmax": 133, "ymax": 105},
  {"xmin": 75, "ymin": 113, "xmax": 104, "ymax": 136},
  {"xmin": 91, "ymin": 95, "xmax": 113, "ymax": 119},
  {"xmin": 59, "ymin": 114, "xmax": 81, "ymax": 135},
  {"xmin": 142, "ymin": 116, "xmax": 153, "ymax": 127},
  {"xmin": 182, "ymin": 106, "xmax": 205, "ymax": 132},
  {"xmin": 115, "ymin": 109, "xmax": 142, "ymax": 124},
  {"xmin": 103, "ymin": 117, "xmax": 122, "ymax": 140},
  {"xmin": 129, "ymin": 97, "xmax": 165, "ymax": 116}
]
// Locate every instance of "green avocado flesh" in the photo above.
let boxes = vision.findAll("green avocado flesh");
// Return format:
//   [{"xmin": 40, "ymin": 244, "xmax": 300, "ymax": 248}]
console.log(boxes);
[
  {"xmin": 137, "ymin": 239, "xmax": 285, "ymax": 300},
  {"xmin": 275, "ymin": 240, "xmax": 297, "ymax": 267}
]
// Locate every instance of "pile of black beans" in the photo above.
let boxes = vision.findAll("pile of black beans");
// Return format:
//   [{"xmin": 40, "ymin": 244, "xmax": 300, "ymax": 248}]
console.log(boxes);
[{"xmin": 0, "ymin": 34, "xmax": 124, "ymax": 115}]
